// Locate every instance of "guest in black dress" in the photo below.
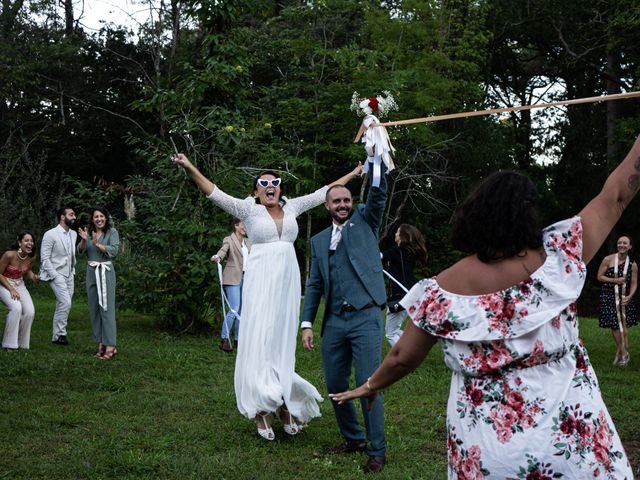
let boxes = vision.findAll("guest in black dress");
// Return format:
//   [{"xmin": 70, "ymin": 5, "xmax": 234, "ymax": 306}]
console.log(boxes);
[
  {"xmin": 381, "ymin": 224, "xmax": 427, "ymax": 346},
  {"xmin": 597, "ymin": 234, "xmax": 637, "ymax": 366}
]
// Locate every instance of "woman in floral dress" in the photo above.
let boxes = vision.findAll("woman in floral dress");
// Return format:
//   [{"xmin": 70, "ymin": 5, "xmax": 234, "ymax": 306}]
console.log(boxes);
[{"xmin": 330, "ymin": 134, "xmax": 640, "ymax": 479}]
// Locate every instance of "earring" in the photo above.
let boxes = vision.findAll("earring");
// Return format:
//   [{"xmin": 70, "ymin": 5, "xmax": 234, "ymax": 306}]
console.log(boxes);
[{"xmin": 17, "ymin": 247, "xmax": 23, "ymax": 255}]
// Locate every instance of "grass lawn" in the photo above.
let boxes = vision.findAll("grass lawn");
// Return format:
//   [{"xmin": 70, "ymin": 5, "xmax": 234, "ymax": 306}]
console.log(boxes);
[{"xmin": 1, "ymin": 294, "xmax": 639, "ymax": 479}]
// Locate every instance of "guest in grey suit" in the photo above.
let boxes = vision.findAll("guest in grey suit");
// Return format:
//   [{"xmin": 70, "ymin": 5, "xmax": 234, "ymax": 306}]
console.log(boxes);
[
  {"xmin": 40, "ymin": 206, "xmax": 77, "ymax": 345},
  {"xmin": 301, "ymin": 166, "xmax": 388, "ymax": 474}
]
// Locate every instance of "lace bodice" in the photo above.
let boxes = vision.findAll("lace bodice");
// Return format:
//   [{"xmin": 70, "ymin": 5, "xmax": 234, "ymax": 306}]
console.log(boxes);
[{"xmin": 207, "ymin": 186, "xmax": 329, "ymax": 244}]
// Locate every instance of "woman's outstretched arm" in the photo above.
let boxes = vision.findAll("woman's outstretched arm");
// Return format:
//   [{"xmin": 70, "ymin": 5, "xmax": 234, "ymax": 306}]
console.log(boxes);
[
  {"xmin": 329, "ymin": 321, "xmax": 437, "ymax": 410},
  {"xmin": 173, "ymin": 153, "xmax": 215, "ymax": 196},
  {"xmin": 580, "ymin": 134, "xmax": 640, "ymax": 263}
]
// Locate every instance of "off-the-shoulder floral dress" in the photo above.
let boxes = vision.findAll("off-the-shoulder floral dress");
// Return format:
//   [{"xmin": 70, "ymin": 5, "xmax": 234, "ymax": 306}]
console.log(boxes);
[
  {"xmin": 208, "ymin": 186, "xmax": 328, "ymax": 423},
  {"xmin": 401, "ymin": 217, "xmax": 633, "ymax": 479}
]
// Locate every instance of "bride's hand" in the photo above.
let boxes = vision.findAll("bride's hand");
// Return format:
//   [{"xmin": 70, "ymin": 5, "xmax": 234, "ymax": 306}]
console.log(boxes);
[
  {"xmin": 352, "ymin": 162, "xmax": 364, "ymax": 178},
  {"xmin": 173, "ymin": 153, "xmax": 192, "ymax": 169}
]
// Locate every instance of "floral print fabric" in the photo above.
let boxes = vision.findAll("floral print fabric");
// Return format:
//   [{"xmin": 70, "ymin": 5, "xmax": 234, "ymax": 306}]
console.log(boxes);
[{"xmin": 401, "ymin": 217, "xmax": 633, "ymax": 479}]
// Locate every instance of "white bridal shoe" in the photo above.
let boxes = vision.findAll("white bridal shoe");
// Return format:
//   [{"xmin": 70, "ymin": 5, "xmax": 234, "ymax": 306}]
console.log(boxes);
[
  {"xmin": 278, "ymin": 406, "xmax": 300, "ymax": 436},
  {"xmin": 256, "ymin": 413, "xmax": 275, "ymax": 441}
]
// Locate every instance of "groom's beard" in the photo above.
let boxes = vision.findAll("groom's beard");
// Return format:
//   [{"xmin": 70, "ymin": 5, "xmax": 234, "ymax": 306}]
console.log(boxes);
[
  {"xmin": 329, "ymin": 208, "xmax": 351, "ymax": 224},
  {"xmin": 64, "ymin": 218, "xmax": 77, "ymax": 229}
]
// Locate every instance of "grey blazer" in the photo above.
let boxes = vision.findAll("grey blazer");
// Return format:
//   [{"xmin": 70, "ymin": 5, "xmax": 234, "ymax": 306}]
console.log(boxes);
[
  {"xmin": 215, "ymin": 235, "xmax": 250, "ymax": 285},
  {"xmin": 40, "ymin": 225, "xmax": 77, "ymax": 281}
]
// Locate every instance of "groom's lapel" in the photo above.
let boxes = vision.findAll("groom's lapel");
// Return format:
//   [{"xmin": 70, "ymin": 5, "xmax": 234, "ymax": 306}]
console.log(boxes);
[
  {"xmin": 57, "ymin": 228, "xmax": 70, "ymax": 256},
  {"xmin": 318, "ymin": 227, "xmax": 332, "ymax": 281}
]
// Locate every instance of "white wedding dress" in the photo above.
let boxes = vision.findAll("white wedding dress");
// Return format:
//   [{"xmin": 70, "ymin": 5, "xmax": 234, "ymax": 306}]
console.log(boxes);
[{"xmin": 207, "ymin": 186, "xmax": 327, "ymax": 423}]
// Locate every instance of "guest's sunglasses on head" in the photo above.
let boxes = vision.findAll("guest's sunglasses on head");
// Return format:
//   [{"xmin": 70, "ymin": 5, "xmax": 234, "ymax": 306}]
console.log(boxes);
[{"xmin": 257, "ymin": 178, "xmax": 282, "ymax": 188}]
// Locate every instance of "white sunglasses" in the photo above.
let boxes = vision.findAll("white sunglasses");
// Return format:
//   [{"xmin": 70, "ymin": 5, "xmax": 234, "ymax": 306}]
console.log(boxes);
[{"xmin": 257, "ymin": 178, "xmax": 282, "ymax": 188}]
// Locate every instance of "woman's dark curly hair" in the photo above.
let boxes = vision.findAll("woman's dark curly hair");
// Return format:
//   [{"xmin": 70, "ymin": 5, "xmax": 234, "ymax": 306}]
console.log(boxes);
[
  {"xmin": 88, "ymin": 206, "xmax": 112, "ymax": 234},
  {"xmin": 252, "ymin": 170, "xmax": 287, "ymax": 205},
  {"xmin": 451, "ymin": 171, "xmax": 542, "ymax": 262}
]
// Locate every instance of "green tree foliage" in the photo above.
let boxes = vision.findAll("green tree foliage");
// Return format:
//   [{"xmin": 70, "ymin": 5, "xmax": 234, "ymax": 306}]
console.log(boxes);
[{"xmin": 2, "ymin": 0, "xmax": 639, "ymax": 326}]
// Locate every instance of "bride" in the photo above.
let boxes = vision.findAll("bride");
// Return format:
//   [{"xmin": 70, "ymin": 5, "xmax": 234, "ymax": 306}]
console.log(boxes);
[{"xmin": 174, "ymin": 153, "xmax": 363, "ymax": 440}]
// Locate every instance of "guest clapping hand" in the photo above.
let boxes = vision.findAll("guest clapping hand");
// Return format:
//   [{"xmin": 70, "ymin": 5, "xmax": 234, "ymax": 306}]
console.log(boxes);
[{"xmin": 0, "ymin": 232, "xmax": 39, "ymax": 350}]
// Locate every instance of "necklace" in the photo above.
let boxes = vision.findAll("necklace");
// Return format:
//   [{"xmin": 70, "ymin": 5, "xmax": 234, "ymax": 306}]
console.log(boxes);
[{"xmin": 16, "ymin": 249, "xmax": 28, "ymax": 260}]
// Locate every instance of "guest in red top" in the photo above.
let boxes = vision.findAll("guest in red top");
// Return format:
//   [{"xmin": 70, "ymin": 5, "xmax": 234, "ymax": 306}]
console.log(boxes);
[{"xmin": 0, "ymin": 232, "xmax": 40, "ymax": 350}]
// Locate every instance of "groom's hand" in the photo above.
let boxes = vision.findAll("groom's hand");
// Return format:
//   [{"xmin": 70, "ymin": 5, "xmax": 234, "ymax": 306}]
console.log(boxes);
[{"xmin": 302, "ymin": 329, "xmax": 314, "ymax": 351}]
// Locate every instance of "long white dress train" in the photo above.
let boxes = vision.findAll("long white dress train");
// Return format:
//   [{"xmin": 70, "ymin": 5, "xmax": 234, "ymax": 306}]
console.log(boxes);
[{"xmin": 207, "ymin": 186, "xmax": 327, "ymax": 423}]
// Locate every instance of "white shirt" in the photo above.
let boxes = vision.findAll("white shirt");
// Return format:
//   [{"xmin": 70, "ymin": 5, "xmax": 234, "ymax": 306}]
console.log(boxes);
[{"xmin": 329, "ymin": 223, "xmax": 344, "ymax": 251}]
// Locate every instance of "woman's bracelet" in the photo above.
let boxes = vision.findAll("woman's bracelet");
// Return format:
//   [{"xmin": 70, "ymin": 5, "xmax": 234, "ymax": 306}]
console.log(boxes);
[{"xmin": 366, "ymin": 377, "xmax": 378, "ymax": 393}]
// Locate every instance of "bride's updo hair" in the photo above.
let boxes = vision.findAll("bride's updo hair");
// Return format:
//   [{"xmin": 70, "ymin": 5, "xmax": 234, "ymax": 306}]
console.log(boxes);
[{"xmin": 451, "ymin": 171, "xmax": 542, "ymax": 263}]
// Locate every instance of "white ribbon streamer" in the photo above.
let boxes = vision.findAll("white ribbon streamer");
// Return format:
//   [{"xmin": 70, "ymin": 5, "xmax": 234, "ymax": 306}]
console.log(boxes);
[
  {"xmin": 89, "ymin": 261, "xmax": 112, "ymax": 311},
  {"xmin": 216, "ymin": 263, "xmax": 241, "ymax": 341},
  {"xmin": 361, "ymin": 114, "xmax": 395, "ymax": 187},
  {"xmin": 614, "ymin": 255, "xmax": 630, "ymax": 333},
  {"xmin": 383, "ymin": 268, "xmax": 409, "ymax": 293}
]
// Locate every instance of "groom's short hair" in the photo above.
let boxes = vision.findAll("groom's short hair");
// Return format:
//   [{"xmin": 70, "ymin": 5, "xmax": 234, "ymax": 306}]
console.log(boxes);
[{"xmin": 325, "ymin": 184, "xmax": 351, "ymax": 202}]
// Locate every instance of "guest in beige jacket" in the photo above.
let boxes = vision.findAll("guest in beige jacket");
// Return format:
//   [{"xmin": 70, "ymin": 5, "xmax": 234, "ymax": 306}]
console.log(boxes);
[{"xmin": 212, "ymin": 218, "xmax": 250, "ymax": 352}]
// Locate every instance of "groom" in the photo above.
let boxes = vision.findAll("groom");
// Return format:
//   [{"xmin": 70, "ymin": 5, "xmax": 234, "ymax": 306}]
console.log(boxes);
[
  {"xmin": 301, "ymin": 166, "xmax": 388, "ymax": 473},
  {"xmin": 40, "ymin": 206, "xmax": 77, "ymax": 345}
]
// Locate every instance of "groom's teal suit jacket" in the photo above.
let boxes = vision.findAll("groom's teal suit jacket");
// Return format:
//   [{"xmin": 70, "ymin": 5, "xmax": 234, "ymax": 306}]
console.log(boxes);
[{"xmin": 301, "ymin": 170, "xmax": 388, "ymax": 336}]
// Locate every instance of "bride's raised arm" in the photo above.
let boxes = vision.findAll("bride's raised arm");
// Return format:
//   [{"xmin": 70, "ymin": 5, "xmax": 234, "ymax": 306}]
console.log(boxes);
[
  {"xmin": 173, "ymin": 153, "xmax": 253, "ymax": 220},
  {"xmin": 287, "ymin": 163, "xmax": 365, "ymax": 216},
  {"xmin": 173, "ymin": 153, "xmax": 215, "ymax": 196}
]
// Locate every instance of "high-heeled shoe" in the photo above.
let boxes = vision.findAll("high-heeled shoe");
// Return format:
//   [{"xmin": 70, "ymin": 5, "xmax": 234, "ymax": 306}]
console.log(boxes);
[
  {"xmin": 278, "ymin": 406, "xmax": 300, "ymax": 436},
  {"xmin": 100, "ymin": 347, "xmax": 117, "ymax": 361},
  {"xmin": 256, "ymin": 412, "xmax": 275, "ymax": 441},
  {"xmin": 95, "ymin": 344, "xmax": 106, "ymax": 358}
]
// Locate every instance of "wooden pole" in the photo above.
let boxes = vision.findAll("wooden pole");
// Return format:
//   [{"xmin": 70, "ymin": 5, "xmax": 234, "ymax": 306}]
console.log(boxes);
[{"xmin": 376, "ymin": 91, "xmax": 640, "ymax": 128}]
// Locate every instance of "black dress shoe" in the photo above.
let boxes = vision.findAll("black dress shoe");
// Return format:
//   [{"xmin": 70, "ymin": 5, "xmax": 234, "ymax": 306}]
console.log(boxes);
[
  {"xmin": 219, "ymin": 339, "xmax": 232, "ymax": 352},
  {"xmin": 323, "ymin": 440, "xmax": 367, "ymax": 455},
  {"xmin": 233, "ymin": 340, "xmax": 238, "ymax": 349},
  {"xmin": 363, "ymin": 456, "xmax": 386, "ymax": 474},
  {"xmin": 52, "ymin": 335, "xmax": 69, "ymax": 345}
]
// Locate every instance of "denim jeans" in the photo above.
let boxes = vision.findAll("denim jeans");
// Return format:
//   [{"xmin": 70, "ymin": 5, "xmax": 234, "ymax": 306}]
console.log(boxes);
[{"xmin": 220, "ymin": 280, "xmax": 242, "ymax": 340}]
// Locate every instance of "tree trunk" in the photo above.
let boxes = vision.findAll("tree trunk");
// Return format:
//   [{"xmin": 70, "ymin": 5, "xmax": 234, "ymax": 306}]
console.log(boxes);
[{"xmin": 64, "ymin": 0, "xmax": 74, "ymax": 36}]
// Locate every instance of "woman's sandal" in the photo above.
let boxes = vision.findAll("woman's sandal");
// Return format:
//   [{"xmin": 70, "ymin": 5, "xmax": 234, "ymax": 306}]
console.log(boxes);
[
  {"xmin": 619, "ymin": 352, "xmax": 630, "ymax": 366},
  {"xmin": 278, "ymin": 406, "xmax": 300, "ymax": 436},
  {"xmin": 256, "ymin": 412, "xmax": 275, "ymax": 441},
  {"xmin": 100, "ymin": 347, "xmax": 118, "ymax": 361},
  {"xmin": 95, "ymin": 344, "xmax": 106, "ymax": 358}
]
